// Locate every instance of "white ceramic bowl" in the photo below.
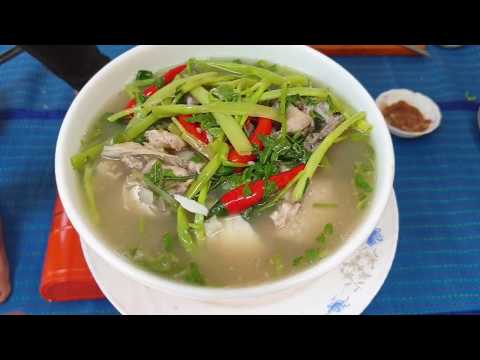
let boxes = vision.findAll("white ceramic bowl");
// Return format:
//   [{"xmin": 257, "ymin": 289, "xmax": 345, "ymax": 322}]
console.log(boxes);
[{"xmin": 55, "ymin": 45, "xmax": 395, "ymax": 305}]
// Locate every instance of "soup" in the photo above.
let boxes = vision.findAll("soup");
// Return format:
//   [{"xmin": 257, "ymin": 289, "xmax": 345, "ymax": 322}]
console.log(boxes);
[{"xmin": 71, "ymin": 59, "xmax": 376, "ymax": 288}]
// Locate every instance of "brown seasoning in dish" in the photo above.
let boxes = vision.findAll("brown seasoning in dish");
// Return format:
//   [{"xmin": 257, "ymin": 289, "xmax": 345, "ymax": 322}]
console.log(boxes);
[{"xmin": 382, "ymin": 100, "xmax": 432, "ymax": 132}]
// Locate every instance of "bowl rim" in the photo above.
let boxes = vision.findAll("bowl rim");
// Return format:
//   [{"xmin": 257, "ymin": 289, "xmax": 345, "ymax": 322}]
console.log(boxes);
[{"xmin": 56, "ymin": 45, "xmax": 395, "ymax": 301}]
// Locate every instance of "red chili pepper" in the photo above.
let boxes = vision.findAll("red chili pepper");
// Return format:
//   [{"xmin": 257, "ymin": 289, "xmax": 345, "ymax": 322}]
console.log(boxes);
[
  {"xmin": 126, "ymin": 98, "xmax": 137, "ymax": 110},
  {"xmin": 269, "ymin": 164, "xmax": 305, "ymax": 189},
  {"xmin": 124, "ymin": 84, "xmax": 159, "ymax": 118},
  {"xmin": 227, "ymin": 117, "xmax": 273, "ymax": 167},
  {"xmin": 177, "ymin": 114, "xmax": 209, "ymax": 144},
  {"xmin": 163, "ymin": 64, "xmax": 187, "ymax": 84},
  {"xmin": 143, "ymin": 84, "xmax": 158, "ymax": 97},
  {"xmin": 209, "ymin": 164, "xmax": 306, "ymax": 217},
  {"xmin": 249, "ymin": 117, "xmax": 273, "ymax": 150},
  {"xmin": 227, "ymin": 150, "xmax": 257, "ymax": 164}
]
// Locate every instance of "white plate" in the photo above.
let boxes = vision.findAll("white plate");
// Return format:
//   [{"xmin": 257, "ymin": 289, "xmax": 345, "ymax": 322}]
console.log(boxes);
[{"xmin": 82, "ymin": 191, "xmax": 398, "ymax": 315}]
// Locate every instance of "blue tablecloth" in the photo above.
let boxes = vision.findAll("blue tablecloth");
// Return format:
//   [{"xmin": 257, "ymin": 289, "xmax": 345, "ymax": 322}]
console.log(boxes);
[{"xmin": 1, "ymin": 45, "xmax": 479, "ymax": 315}]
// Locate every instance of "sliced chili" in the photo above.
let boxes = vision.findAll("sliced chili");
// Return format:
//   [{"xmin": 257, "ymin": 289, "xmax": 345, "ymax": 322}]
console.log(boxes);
[
  {"xmin": 209, "ymin": 164, "xmax": 305, "ymax": 217},
  {"xmin": 177, "ymin": 115, "xmax": 209, "ymax": 144},
  {"xmin": 163, "ymin": 64, "xmax": 187, "ymax": 84}
]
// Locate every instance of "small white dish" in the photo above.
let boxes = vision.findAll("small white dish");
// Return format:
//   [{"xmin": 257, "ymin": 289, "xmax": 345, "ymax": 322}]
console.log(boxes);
[
  {"xmin": 376, "ymin": 89, "xmax": 442, "ymax": 139},
  {"xmin": 82, "ymin": 191, "xmax": 399, "ymax": 315}
]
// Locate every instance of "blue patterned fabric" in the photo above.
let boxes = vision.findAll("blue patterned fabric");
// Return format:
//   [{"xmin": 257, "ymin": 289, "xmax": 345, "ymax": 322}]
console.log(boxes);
[{"xmin": 0, "ymin": 45, "xmax": 479, "ymax": 315}]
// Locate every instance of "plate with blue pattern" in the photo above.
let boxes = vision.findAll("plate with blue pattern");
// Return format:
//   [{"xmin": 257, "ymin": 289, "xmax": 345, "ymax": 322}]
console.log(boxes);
[{"xmin": 82, "ymin": 191, "xmax": 398, "ymax": 315}]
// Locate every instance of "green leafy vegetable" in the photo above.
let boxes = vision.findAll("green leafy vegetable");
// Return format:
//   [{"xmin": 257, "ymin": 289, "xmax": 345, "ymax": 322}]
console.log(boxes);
[
  {"xmin": 279, "ymin": 82, "xmax": 288, "ymax": 139},
  {"xmin": 316, "ymin": 223, "xmax": 334, "ymax": 245},
  {"xmin": 293, "ymin": 112, "xmax": 366, "ymax": 202},
  {"xmin": 136, "ymin": 70, "xmax": 154, "ymax": 80},
  {"xmin": 270, "ymin": 254, "xmax": 284, "ymax": 275},
  {"xmin": 163, "ymin": 233, "xmax": 174, "ymax": 252},
  {"xmin": 353, "ymin": 143, "xmax": 376, "ymax": 210},
  {"xmin": 181, "ymin": 263, "xmax": 206, "ymax": 286},
  {"xmin": 313, "ymin": 202, "xmax": 337, "ymax": 208},
  {"xmin": 243, "ymin": 184, "xmax": 253, "ymax": 196},
  {"xmin": 211, "ymin": 84, "xmax": 240, "ymax": 102},
  {"xmin": 129, "ymin": 251, "xmax": 181, "ymax": 275},
  {"xmin": 191, "ymin": 153, "xmax": 207, "ymax": 164},
  {"xmin": 293, "ymin": 247, "xmax": 323, "ymax": 267},
  {"xmin": 188, "ymin": 113, "xmax": 223, "ymax": 139},
  {"xmin": 323, "ymin": 223, "xmax": 334, "ymax": 236},
  {"xmin": 71, "ymin": 143, "xmax": 105, "ymax": 171},
  {"xmin": 83, "ymin": 164, "xmax": 100, "ymax": 224},
  {"xmin": 177, "ymin": 207, "xmax": 195, "ymax": 253},
  {"xmin": 193, "ymin": 182, "xmax": 209, "ymax": 247}
]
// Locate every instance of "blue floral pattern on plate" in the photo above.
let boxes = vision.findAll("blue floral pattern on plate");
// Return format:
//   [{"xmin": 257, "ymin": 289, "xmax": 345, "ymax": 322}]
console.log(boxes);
[
  {"xmin": 327, "ymin": 228, "xmax": 384, "ymax": 314},
  {"xmin": 367, "ymin": 228, "xmax": 384, "ymax": 247},
  {"xmin": 327, "ymin": 297, "xmax": 350, "ymax": 314}
]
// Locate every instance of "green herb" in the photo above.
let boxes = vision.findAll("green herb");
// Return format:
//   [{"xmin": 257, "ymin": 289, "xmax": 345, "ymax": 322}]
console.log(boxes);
[
  {"xmin": 279, "ymin": 82, "xmax": 288, "ymax": 139},
  {"xmin": 71, "ymin": 142, "xmax": 105, "ymax": 171},
  {"xmin": 163, "ymin": 233, "xmax": 174, "ymax": 252},
  {"xmin": 130, "ymin": 251, "xmax": 181, "ymax": 275},
  {"xmin": 355, "ymin": 173, "xmax": 373, "ymax": 193},
  {"xmin": 188, "ymin": 113, "xmax": 223, "ymax": 139},
  {"xmin": 293, "ymin": 256, "xmax": 304, "ymax": 267},
  {"xmin": 191, "ymin": 153, "xmax": 207, "ymax": 164},
  {"xmin": 465, "ymin": 91, "xmax": 477, "ymax": 102},
  {"xmin": 143, "ymin": 177, "xmax": 178, "ymax": 210},
  {"xmin": 270, "ymin": 254, "xmax": 284, "ymax": 275},
  {"xmin": 353, "ymin": 144, "xmax": 376, "ymax": 210},
  {"xmin": 193, "ymin": 182, "xmax": 209, "ymax": 247},
  {"xmin": 155, "ymin": 76, "xmax": 164, "ymax": 88},
  {"xmin": 83, "ymin": 164, "xmax": 100, "ymax": 224},
  {"xmin": 293, "ymin": 112, "xmax": 366, "ymax": 202},
  {"xmin": 136, "ymin": 70, "xmax": 154, "ymax": 80},
  {"xmin": 177, "ymin": 207, "xmax": 195, "ymax": 253},
  {"xmin": 260, "ymin": 134, "xmax": 311, "ymax": 167},
  {"xmin": 316, "ymin": 223, "xmax": 334, "ymax": 245},
  {"xmin": 264, "ymin": 180, "xmax": 279, "ymax": 199},
  {"xmin": 243, "ymin": 184, "xmax": 253, "ymax": 196},
  {"xmin": 323, "ymin": 223, "xmax": 334, "ymax": 236},
  {"xmin": 305, "ymin": 248, "xmax": 321, "ymax": 262},
  {"xmin": 182, "ymin": 263, "xmax": 206, "ymax": 286},
  {"xmin": 292, "ymin": 247, "xmax": 323, "ymax": 267},
  {"xmin": 211, "ymin": 84, "xmax": 240, "ymax": 102},
  {"xmin": 311, "ymin": 110, "xmax": 326, "ymax": 131},
  {"xmin": 317, "ymin": 234, "xmax": 326, "ymax": 244},
  {"xmin": 313, "ymin": 202, "xmax": 338, "ymax": 208},
  {"xmin": 285, "ymin": 94, "xmax": 303, "ymax": 108},
  {"xmin": 145, "ymin": 161, "xmax": 163, "ymax": 186},
  {"xmin": 133, "ymin": 133, "xmax": 146, "ymax": 144}
]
